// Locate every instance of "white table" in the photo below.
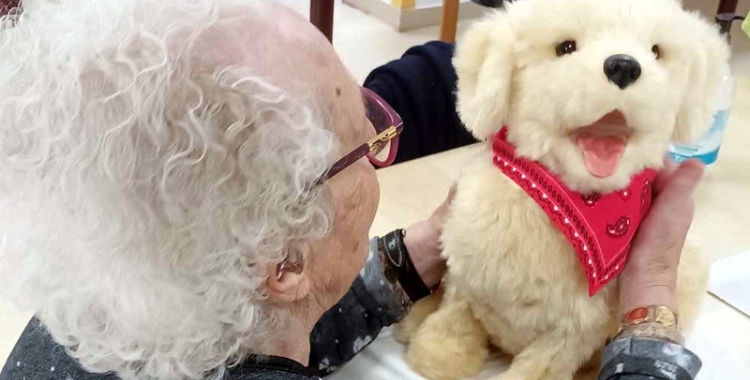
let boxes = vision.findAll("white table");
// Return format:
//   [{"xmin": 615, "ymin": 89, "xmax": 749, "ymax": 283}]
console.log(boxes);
[{"xmin": 331, "ymin": 76, "xmax": 750, "ymax": 379}]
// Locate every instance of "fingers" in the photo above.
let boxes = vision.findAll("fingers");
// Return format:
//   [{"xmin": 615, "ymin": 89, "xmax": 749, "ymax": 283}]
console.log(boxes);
[
  {"xmin": 659, "ymin": 159, "xmax": 704, "ymax": 198},
  {"xmin": 649, "ymin": 160, "xmax": 703, "ymax": 227},
  {"xmin": 436, "ymin": 184, "xmax": 458, "ymax": 214},
  {"xmin": 448, "ymin": 182, "xmax": 458, "ymax": 200},
  {"xmin": 618, "ymin": 160, "xmax": 704, "ymax": 315},
  {"xmin": 654, "ymin": 157, "xmax": 704, "ymax": 195},
  {"xmin": 408, "ymin": 188, "xmax": 455, "ymax": 288},
  {"xmin": 431, "ymin": 184, "xmax": 457, "ymax": 229},
  {"xmin": 631, "ymin": 160, "xmax": 703, "ymax": 260},
  {"xmin": 654, "ymin": 158, "xmax": 679, "ymax": 194},
  {"xmin": 447, "ymin": 183, "xmax": 458, "ymax": 203}
]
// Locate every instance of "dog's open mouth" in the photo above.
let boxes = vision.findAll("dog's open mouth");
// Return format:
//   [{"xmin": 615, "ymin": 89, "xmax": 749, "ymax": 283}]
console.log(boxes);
[{"xmin": 572, "ymin": 110, "xmax": 632, "ymax": 178}]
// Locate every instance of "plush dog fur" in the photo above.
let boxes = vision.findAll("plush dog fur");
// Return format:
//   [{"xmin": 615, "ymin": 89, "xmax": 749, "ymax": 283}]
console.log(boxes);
[{"xmin": 397, "ymin": 0, "xmax": 728, "ymax": 379}]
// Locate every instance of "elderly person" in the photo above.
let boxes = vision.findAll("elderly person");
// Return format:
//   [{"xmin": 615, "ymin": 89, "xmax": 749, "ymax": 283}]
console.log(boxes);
[{"xmin": 0, "ymin": 1, "xmax": 704, "ymax": 380}]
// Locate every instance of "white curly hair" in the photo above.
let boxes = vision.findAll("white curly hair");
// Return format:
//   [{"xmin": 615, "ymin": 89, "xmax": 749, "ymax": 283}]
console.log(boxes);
[{"xmin": 0, "ymin": 1, "xmax": 335, "ymax": 379}]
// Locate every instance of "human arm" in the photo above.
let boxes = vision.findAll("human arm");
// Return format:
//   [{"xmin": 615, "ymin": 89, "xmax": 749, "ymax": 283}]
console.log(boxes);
[{"xmin": 599, "ymin": 160, "xmax": 705, "ymax": 380}]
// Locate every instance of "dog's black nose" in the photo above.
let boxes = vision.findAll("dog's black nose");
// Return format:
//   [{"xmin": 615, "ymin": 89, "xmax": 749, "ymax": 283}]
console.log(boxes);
[{"xmin": 603, "ymin": 54, "xmax": 641, "ymax": 89}]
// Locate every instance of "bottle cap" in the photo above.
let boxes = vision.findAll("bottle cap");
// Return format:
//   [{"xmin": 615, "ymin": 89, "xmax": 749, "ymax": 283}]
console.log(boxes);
[{"xmin": 716, "ymin": 13, "xmax": 746, "ymax": 44}]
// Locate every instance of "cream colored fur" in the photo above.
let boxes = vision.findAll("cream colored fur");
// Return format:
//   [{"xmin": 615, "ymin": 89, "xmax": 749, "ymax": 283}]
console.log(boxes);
[{"xmin": 400, "ymin": 0, "xmax": 727, "ymax": 379}]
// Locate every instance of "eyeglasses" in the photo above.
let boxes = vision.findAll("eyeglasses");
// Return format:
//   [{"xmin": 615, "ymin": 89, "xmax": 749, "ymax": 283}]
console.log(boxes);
[
  {"xmin": 276, "ymin": 89, "xmax": 402, "ymax": 277},
  {"xmin": 320, "ymin": 87, "xmax": 403, "ymax": 182}
]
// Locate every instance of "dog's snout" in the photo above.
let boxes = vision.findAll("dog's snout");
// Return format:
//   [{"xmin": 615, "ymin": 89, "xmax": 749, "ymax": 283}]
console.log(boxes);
[{"xmin": 603, "ymin": 54, "xmax": 641, "ymax": 90}]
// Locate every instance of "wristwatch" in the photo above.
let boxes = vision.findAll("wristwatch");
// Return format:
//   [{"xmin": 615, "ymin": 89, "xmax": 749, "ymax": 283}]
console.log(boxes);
[{"xmin": 380, "ymin": 229, "xmax": 432, "ymax": 302}]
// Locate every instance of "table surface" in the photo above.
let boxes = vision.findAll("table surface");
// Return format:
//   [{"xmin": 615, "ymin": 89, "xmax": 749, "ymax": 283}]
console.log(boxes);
[{"xmin": 346, "ymin": 76, "xmax": 750, "ymax": 379}]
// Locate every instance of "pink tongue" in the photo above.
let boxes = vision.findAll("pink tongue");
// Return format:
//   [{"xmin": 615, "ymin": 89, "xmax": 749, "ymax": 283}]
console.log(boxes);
[{"xmin": 576, "ymin": 134, "xmax": 626, "ymax": 178}]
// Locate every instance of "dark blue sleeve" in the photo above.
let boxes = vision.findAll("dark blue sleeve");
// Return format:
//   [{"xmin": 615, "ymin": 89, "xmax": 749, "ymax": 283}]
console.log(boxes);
[{"xmin": 364, "ymin": 41, "xmax": 477, "ymax": 165}]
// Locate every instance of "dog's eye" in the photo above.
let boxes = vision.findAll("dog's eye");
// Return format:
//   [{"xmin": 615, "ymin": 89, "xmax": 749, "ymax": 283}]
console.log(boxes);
[
  {"xmin": 652, "ymin": 45, "xmax": 661, "ymax": 59},
  {"xmin": 555, "ymin": 40, "xmax": 577, "ymax": 56}
]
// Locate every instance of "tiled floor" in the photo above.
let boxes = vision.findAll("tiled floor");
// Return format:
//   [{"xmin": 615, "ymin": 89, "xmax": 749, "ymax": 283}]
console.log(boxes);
[{"xmin": 1, "ymin": 0, "xmax": 748, "ymax": 369}]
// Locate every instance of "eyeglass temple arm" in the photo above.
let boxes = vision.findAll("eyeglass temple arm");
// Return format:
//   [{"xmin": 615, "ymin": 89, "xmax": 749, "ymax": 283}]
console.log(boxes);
[
  {"xmin": 320, "ymin": 125, "xmax": 402, "ymax": 182},
  {"xmin": 321, "ymin": 144, "xmax": 370, "ymax": 182}
]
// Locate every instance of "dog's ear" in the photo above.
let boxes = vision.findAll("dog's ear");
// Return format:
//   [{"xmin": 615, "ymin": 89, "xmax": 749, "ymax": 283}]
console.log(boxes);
[
  {"xmin": 672, "ymin": 18, "xmax": 730, "ymax": 143},
  {"xmin": 454, "ymin": 12, "xmax": 515, "ymax": 141}
]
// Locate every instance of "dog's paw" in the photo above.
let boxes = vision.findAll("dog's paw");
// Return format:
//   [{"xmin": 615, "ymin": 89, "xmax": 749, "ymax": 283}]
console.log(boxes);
[
  {"xmin": 406, "ymin": 304, "xmax": 488, "ymax": 380},
  {"xmin": 494, "ymin": 369, "xmax": 573, "ymax": 380},
  {"xmin": 406, "ymin": 331, "xmax": 487, "ymax": 380},
  {"xmin": 393, "ymin": 291, "xmax": 443, "ymax": 344},
  {"xmin": 392, "ymin": 321, "xmax": 414, "ymax": 345},
  {"xmin": 539, "ymin": 373, "xmax": 574, "ymax": 380}
]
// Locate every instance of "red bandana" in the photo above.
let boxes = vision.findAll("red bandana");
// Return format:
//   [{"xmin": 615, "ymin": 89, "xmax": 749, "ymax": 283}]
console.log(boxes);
[{"xmin": 492, "ymin": 128, "xmax": 657, "ymax": 296}]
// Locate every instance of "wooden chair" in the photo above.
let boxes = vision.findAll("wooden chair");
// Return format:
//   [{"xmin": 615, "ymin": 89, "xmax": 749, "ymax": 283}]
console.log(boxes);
[
  {"xmin": 311, "ymin": 0, "xmax": 335, "ymax": 42},
  {"xmin": 310, "ymin": 0, "xmax": 463, "ymax": 44},
  {"xmin": 440, "ymin": 0, "xmax": 461, "ymax": 43},
  {"xmin": 718, "ymin": 0, "xmax": 739, "ymax": 14}
]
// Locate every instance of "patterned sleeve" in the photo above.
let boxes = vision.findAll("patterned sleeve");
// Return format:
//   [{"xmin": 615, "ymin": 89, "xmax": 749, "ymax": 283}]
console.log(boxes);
[
  {"xmin": 598, "ymin": 337, "xmax": 702, "ymax": 380},
  {"xmin": 307, "ymin": 237, "xmax": 413, "ymax": 376}
]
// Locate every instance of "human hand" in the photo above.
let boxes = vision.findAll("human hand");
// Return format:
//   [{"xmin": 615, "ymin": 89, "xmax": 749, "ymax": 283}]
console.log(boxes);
[
  {"xmin": 618, "ymin": 159, "xmax": 704, "ymax": 317},
  {"xmin": 404, "ymin": 184, "xmax": 457, "ymax": 288}
]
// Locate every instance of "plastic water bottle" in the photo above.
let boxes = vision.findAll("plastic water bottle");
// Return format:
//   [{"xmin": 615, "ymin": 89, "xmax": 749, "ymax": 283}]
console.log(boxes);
[
  {"xmin": 668, "ymin": 13, "xmax": 740, "ymax": 165},
  {"xmin": 668, "ymin": 62, "xmax": 734, "ymax": 165}
]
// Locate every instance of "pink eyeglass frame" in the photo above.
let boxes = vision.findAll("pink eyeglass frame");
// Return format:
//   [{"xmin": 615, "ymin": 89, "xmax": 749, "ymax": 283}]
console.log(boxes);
[
  {"xmin": 320, "ymin": 87, "xmax": 404, "ymax": 182},
  {"xmin": 278, "ymin": 88, "xmax": 403, "ymax": 276}
]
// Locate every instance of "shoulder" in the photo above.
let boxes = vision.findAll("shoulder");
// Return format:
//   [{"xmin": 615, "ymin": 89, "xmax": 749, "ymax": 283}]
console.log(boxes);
[
  {"xmin": 226, "ymin": 370, "xmax": 321, "ymax": 380},
  {"xmin": 1, "ymin": 318, "xmax": 118, "ymax": 380},
  {"xmin": 226, "ymin": 356, "xmax": 322, "ymax": 380},
  {"xmin": 2, "ymin": 319, "xmax": 322, "ymax": 380}
]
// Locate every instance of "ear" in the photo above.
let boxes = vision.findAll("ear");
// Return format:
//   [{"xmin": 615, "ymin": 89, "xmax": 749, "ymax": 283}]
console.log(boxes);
[
  {"xmin": 672, "ymin": 17, "xmax": 730, "ymax": 143},
  {"xmin": 454, "ymin": 11, "xmax": 516, "ymax": 141},
  {"xmin": 266, "ymin": 259, "xmax": 310, "ymax": 304}
]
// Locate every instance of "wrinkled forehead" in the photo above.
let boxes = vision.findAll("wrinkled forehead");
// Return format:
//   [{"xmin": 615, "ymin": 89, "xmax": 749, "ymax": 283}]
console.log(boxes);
[{"xmin": 508, "ymin": 0, "xmax": 689, "ymax": 48}]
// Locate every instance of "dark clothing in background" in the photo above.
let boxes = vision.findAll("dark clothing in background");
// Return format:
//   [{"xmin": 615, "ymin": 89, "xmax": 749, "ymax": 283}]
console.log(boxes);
[{"xmin": 364, "ymin": 41, "xmax": 478, "ymax": 165}]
